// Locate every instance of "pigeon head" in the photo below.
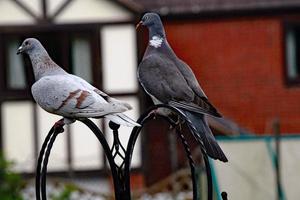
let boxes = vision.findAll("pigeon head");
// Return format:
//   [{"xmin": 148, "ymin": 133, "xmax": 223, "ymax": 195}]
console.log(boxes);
[
  {"xmin": 137, "ymin": 12, "xmax": 166, "ymax": 38},
  {"xmin": 140, "ymin": 13, "xmax": 161, "ymax": 27},
  {"xmin": 17, "ymin": 38, "xmax": 44, "ymax": 55},
  {"xmin": 16, "ymin": 38, "xmax": 64, "ymax": 80}
]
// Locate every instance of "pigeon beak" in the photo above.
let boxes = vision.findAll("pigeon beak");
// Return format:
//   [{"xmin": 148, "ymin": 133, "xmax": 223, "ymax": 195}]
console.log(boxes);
[
  {"xmin": 16, "ymin": 46, "xmax": 23, "ymax": 55},
  {"xmin": 136, "ymin": 21, "xmax": 143, "ymax": 30}
]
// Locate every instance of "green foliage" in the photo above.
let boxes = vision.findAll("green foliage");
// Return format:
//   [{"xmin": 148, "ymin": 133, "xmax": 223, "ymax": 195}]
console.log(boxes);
[
  {"xmin": 0, "ymin": 153, "xmax": 24, "ymax": 200},
  {"xmin": 51, "ymin": 184, "xmax": 79, "ymax": 200}
]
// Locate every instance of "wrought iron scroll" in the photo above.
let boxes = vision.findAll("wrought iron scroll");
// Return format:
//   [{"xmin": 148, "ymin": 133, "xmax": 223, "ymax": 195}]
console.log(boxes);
[{"xmin": 35, "ymin": 104, "xmax": 215, "ymax": 200}]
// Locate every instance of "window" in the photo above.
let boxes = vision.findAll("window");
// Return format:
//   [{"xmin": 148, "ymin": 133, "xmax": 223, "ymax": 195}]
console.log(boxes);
[
  {"xmin": 71, "ymin": 36, "xmax": 93, "ymax": 83},
  {"xmin": 285, "ymin": 24, "xmax": 300, "ymax": 84},
  {"xmin": 6, "ymin": 39, "xmax": 26, "ymax": 89},
  {"xmin": 101, "ymin": 25, "xmax": 138, "ymax": 93},
  {"xmin": 0, "ymin": 24, "xmax": 141, "ymax": 176}
]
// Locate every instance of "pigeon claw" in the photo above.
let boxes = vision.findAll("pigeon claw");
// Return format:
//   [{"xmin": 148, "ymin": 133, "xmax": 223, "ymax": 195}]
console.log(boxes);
[
  {"xmin": 145, "ymin": 109, "xmax": 158, "ymax": 120},
  {"xmin": 54, "ymin": 119, "xmax": 65, "ymax": 133}
]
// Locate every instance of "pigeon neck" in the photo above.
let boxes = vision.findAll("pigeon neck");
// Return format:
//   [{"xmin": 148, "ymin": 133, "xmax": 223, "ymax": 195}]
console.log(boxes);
[
  {"xmin": 148, "ymin": 32, "xmax": 166, "ymax": 49},
  {"xmin": 149, "ymin": 35, "xmax": 164, "ymax": 48},
  {"xmin": 148, "ymin": 22, "xmax": 166, "ymax": 39},
  {"xmin": 29, "ymin": 50, "xmax": 66, "ymax": 81},
  {"xmin": 149, "ymin": 29, "xmax": 165, "ymax": 39}
]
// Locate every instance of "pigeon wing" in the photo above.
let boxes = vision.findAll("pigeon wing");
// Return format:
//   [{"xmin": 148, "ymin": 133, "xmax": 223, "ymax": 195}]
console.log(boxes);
[
  {"xmin": 138, "ymin": 54, "xmax": 195, "ymax": 103},
  {"xmin": 138, "ymin": 54, "xmax": 222, "ymax": 117},
  {"xmin": 69, "ymin": 74, "xmax": 132, "ymax": 110},
  {"xmin": 176, "ymin": 59, "xmax": 207, "ymax": 98},
  {"xmin": 169, "ymin": 99, "xmax": 222, "ymax": 117},
  {"xmin": 174, "ymin": 59, "xmax": 222, "ymax": 117},
  {"xmin": 31, "ymin": 75, "xmax": 126, "ymax": 118}
]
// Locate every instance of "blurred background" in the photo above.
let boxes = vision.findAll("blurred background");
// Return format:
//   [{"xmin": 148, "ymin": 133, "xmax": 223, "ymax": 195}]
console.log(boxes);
[{"xmin": 0, "ymin": 0, "xmax": 299, "ymax": 199}]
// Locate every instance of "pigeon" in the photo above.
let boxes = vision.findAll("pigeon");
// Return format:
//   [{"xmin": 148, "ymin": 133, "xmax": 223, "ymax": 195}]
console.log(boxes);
[
  {"xmin": 136, "ymin": 13, "xmax": 228, "ymax": 162},
  {"xmin": 17, "ymin": 38, "xmax": 140, "ymax": 127}
]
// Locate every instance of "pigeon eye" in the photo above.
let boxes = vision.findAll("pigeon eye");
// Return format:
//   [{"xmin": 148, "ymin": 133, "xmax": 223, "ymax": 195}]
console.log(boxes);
[
  {"xmin": 144, "ymin": 16, "xmax": 149, "ymax": 21},
  {"xmin": 25, "ymin": 41, "xmax": 29, "ymax": 46}
]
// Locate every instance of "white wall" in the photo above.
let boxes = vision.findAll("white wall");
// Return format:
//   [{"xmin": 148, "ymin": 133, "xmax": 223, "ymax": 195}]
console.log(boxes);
[
  {"xmin": 212, "ymin": 137, "xmax": 300, "ymax": 200},
  {"xmin": 0, "ymin": 0, "xmax": 35, "ymax": 25},
  {"xmin": 101, "ymin": 25, "xmax": 138, "ymax": 93},
  {"xmin": 54, "ymin": 0, "xmax": 133, "ymax": 24},
  {"xmin": 0, "ymin": 0, "xmax": 133, "ymax": 25},
  {"xmin": 1, "ymin": 101, "xmax": 35, "ymax": 172}
]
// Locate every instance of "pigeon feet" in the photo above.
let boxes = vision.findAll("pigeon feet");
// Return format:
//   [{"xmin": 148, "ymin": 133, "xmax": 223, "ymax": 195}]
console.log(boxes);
[
  {"xmin": 54, "ymin": 119, "xmax": 65, "ymax": 133},
  {"xmin": 167, "ymin": 115, "xmax": 185, "ymax": 130},
  {"xmin": 174, "ymin": 116, "xmax": 185, "ymax": 131},
  {"xmin": 146, "ymin": 109, "xmax": 158, "ymax": 120}
]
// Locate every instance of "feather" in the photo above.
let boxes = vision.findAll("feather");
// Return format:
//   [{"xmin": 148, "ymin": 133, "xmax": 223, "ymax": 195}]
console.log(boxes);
[
  {"xmin": 105, "ymin": 113, "xmax": 141, "ymax": 127},
  {"xmin": 183, "ymin": 110, "xmax": 228, "ymax": 162}
]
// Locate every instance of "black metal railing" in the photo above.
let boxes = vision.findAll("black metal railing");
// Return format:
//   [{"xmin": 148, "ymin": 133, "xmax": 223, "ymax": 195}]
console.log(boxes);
[{"xmin": 35, "ymin": 104, "xmax": 219, "ymax": 200}]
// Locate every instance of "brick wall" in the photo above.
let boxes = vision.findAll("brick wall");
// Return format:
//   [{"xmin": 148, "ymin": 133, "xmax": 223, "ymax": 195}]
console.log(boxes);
[{"xmin": 164, "ymin": 17, "xmax": 300, "ymax": 134}]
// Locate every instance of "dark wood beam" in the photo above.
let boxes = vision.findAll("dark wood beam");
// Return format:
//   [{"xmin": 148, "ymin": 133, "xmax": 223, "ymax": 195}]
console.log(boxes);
[
  {"xmin": 49, "ymin": 0, "xmax": 73, "ymax": 21},
  {"xmin": 42, "ymin": 0, "xmax": 47, "ymax": 20},
  {"xmin": 12, "ymin": 0, "xmax": 39, "ymax": 21}
]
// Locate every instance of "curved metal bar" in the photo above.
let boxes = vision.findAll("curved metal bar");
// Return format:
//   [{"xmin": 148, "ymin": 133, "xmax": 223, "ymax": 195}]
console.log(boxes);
[
  {"xmin": 202, "ymin": 152, "xmax": 213, "ymax": 200},
  {"xmin": 36, "ymin": 119, "xmax": 124, "ymax": 200},
  {"xmin": 41, "ymin": 128, "xmax": 60, "ymax": 200},
  {"xmin": 79, "ymin": 118, "xmax": 123, "ymax": 200},
  {"xmin": 156, "ymin": 114, "xmax": 199, "ymax": 200},
  {"xmin": 35, "ymin": 126, "xmax": 55, "ymax": 200},
  {"xmin": 124, "ymin": 104, "xmax": 213, "ymax": 200},
  {"xmin": 36, "ymin": 118, "xmax": 65, "ymax": 200},
  {"xmin": 176, "ymin": 129, "xmax": 198, "ymax": 200},
  {"xmin": 35, "ymin": 104, "xmax": 214, "ymax": 200},
  {"xmin": 123, "ymin": 108, "xmax": 155, "ymax": 199}
]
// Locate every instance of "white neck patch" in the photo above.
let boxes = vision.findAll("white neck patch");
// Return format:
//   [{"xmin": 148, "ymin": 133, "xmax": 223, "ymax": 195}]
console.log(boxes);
[{"xmin": 149, "ymin": 36, "xmax": 163, "ymax": 48}]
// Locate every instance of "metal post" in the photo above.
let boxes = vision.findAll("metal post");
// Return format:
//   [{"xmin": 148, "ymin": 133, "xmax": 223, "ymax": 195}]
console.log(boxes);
[{"xmin": 273, "ymin": 118, "xmax": 283, "ymax": 200}]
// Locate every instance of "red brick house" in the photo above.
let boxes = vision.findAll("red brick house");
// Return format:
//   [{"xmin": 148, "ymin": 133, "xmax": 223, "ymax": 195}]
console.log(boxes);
[
  {"xmin": 119, "ymin": 0, "xmax": 300, "ymax": 187},
  {"xmin": 127, "ymin": 0, "xmax": 300, "ymax": 134}
]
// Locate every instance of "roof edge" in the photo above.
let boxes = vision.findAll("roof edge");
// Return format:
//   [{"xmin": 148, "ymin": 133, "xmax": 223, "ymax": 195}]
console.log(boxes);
[{"xmin": 155, "ymin": 6, "xmax": 300, "ymax": 20}]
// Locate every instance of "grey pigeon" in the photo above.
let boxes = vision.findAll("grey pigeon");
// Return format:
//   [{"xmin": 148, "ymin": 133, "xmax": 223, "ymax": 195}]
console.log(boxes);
[
  {"xmin": 17, "ymin": 38, "xmax": 140, "ymax": 127},
  {"xmin": 137, "ymin": 13, "xmax": 227, "ymax": 162}
]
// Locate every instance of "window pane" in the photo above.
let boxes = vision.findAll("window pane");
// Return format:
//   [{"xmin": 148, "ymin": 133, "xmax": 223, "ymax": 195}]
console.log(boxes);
[
  {"xmin": 72, "ymin": 37, "xmax": 92, "ymax": 83},
  {"xmin": 101, "ymin": 25, "xmax": 138, "ymax": 93},
  {"xmin": 70, "ymin": 119, "xmax": 103, "ymax": 170},
  {"xmin": 286, "ymin": 29, "xmax": 298, "ymax": 78},
  {"xmin": 1, "ymin": 101, "xmax": 34, "ymax": 172},
  {"xmin": 105, "ymin": 96, "xmax": 141, "ymax": 168},
  {"xmin": 7, "ymin": 40, "xmax": 26, "ymax": 89},
  {"xmin": 37, "ymin": 106, "xmax": 68, "ymax": 171}
]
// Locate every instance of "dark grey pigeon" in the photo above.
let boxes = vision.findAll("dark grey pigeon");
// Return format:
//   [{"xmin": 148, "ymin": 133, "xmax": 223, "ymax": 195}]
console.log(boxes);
[{"xmin": 136, "ymin": 13, "xmax": 228, "ymax": 162}]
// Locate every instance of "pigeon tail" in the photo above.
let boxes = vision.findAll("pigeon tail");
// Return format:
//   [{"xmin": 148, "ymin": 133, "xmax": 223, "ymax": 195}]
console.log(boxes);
[
  {"xmin": 108, "ymin": 98, "xmax": 133, "ymax": 110},
  {"xmin": 183, "ymin": 110, "xmax": 228, "ymax": 162},
  {"xmin": 105, "ymin": 113, "xmax": 140, "ymax": 127}
]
